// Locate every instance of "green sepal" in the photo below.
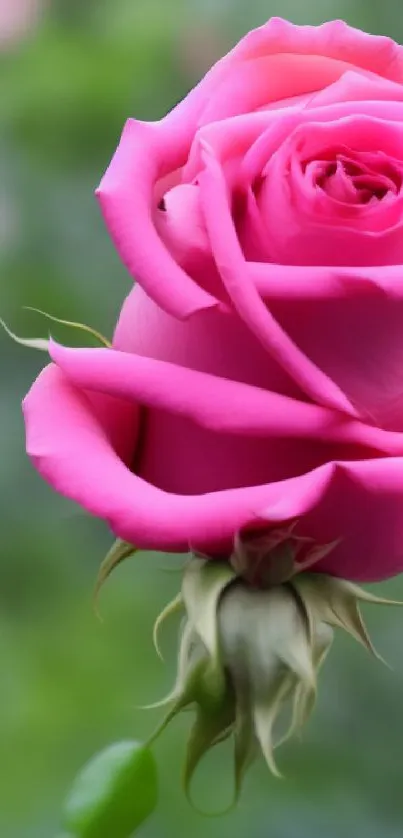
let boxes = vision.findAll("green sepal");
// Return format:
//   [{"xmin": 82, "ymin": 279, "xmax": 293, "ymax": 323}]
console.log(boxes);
[
  {"xmin": 233, "ymin": 703, "xmax": 256, "ymax": 801},
  {"xmin": 183, "ymin": 676, "xmax": 236, "ymax": 812},
  {"xmin": 280, "ymin": 621, "xmax": 334, "ymax": 746},
  {"xmin": 253, "ymin": 673, "xmax": 295, "ymax": 778},
  {"xmin": 23, "ymin": 307, "xmax": 111, "ymax": 347},
  {"xmin": 152, "ymin": 593, "xmax": 184, "ymax": 661},
  {"xmin": 1, "ymin": 310, "xmax": 111, "ymax": 353},
  {"xmin": 292, "ymin": 574, "xmax": 403, "ymax": 664},
  {"xmin": 144, "ymin": 559, "xmax": 403, "ymax": 811},
  {"xmin": 147, "ymin": 657, "xmax": 208, "ymax": 745},
  {"xmin": 93, "ymin": 540, "xmax": 137, "ymax": 619},
  {"xmin": 182, "ymin": 559, "xmax": 236, "ymax": 690},
  {"xmin": 0, "ymin": 317, "xmax": 49, "ymax": 351}
]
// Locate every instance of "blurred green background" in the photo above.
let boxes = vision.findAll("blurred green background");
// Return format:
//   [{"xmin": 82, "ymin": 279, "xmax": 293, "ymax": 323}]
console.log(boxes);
[{"xmin": 3, "ymin": 1, "xmax": 403, "ymax": 836}]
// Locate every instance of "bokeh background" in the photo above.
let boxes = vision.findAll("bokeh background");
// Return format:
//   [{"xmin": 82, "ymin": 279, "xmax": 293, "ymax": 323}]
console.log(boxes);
[{"xmin": 3, "ymin": 1, "xmax": 403, "ymax": 836}]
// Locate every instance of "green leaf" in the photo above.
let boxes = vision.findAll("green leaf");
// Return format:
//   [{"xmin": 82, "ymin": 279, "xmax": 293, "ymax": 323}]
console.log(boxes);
[{"xmin": 62, "ymin": 741, "xmax": 158, "ymax": 838}]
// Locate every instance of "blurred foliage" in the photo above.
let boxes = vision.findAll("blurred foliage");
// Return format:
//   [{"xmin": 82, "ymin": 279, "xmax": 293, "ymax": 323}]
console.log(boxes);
[{"xmin": 3, "ymin": 1, "xmax": 403, "ymax": 836}]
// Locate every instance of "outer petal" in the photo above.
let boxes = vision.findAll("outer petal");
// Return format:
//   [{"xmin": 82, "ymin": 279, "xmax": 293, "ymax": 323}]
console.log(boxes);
[
  {"xmin": 306, "ymin": 69, "xmax": 403, "ymax": 109},
  {"xmin": 113, "ymin": 283, "xmax": 305, "ymax": 400},
  {"xmin": 45, "ymin": 342, "xmax": 356, "ymax": 498},
  {"xmin": 199, "ymin": 144, "xmax": 358, "ymax": 417},
  {"xmin": 48, "ymin": 340, "xmax": 403, "ymax": 455},
  {"xmin": 154, "ymin": 183, "xmax": 224, "ymax": 300},
  {"xmin": 23, "ymin": 364, "xmax": 403, "ymax": 581},
  {"xmin": 96, "ymin": 119, "xmax": 220, "ymax": 319},
  {"xmin": 230, "ymin": 18, "xmax": 403, "ymax": 82},
  {"xmin": 198, "ymin": 53, "xmax": 353, "ymax": 124},
  {"xmin": 261, "ymin": 458, "xmax": 403, "ymax": 581},
  {"xmin": 248, "ymin": 261, "xmax": 403, "ymax": 298},
  {"xmin": 198, "ymin": 18, "xmax": 403, "ymax": 125},
  {"xmin": 246, "ymin": 262, "xmax": 403, "ymax": 431}
]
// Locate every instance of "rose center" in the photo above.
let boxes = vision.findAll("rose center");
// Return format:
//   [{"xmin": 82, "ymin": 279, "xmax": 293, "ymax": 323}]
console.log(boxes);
[{"xmin": 303, "ymin": 148, "xmax": 402, "ymax": 207}]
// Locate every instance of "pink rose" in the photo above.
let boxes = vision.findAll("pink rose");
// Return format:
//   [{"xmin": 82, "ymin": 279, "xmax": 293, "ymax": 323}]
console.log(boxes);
[{"xmin": 24, "ymin": 18, "xmax": 403, "ymax": 582}]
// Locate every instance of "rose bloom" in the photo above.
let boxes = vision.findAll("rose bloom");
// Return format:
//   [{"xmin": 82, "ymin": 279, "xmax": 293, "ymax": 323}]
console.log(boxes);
[{"xmin": 24, "ymin": 18, "xmax": 403, "ymax": 583}]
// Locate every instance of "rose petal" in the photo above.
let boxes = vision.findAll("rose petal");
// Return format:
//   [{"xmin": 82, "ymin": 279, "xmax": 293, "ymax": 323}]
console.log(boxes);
[
  {"xmin": 243, "ymin": 99, "xmax": 403, "ymax": 184},
  {"xmin": 155, "ymin": 183, "xmax": 223, "ymax": 299},
  {"xmin": 96, "ymin": 119, "xmax": 220, "ymax": 319},
  {"xmin": 306, "ymin": 69, "xmax": 403, "ymax": 109},
  {"xmin": 113, "ymin": 284, "xmax": 304, "ymax": 399},
  {"xmin": 234, "ymin": 18, "xmax": 403, "ymax": 82},
  {"xmin": 199, "ymin": 143, "xmax": 359, "ymax": 417},
  {"xmin": 46, "ymin": 341, "xmax": 367, "ymax": 498},
  {"xmin": 23, "ymin": 364, "xmax": 403, "ymax": 581},
  {"xmin": 183, "ymin": 111, "xmax": 276, "ymax": 184},
  {"xmin": 257, "ymin": 116, "xmax": 403, "ymax": 266},
  {"xmin": 261, "ymin": 458, "xmax": 403, "ymax": 581},
  {"xmin": 199, "ymin": 53, "xmax": 352, "ymax": 124},
  {"xmin": 199, "ymin": 17, "xmax": 403, "ymax": 122},
  {"xmin": 48, "ymin": 340, "xmax": 403, "ymax": 456},
  {"xmin": 97, "ymin": 19, "xmax": 403, "ymax": 317},
  {"xmin": 246, "ymin": 260, "xmax": 403, "ymax": 429},
  {"xmin": 248, "ymin": 261, "xmax": 403, "ymax": 298},
  {"xmin": 270, "ymin": 290, "xmax": 403, "ymax": 432}
]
